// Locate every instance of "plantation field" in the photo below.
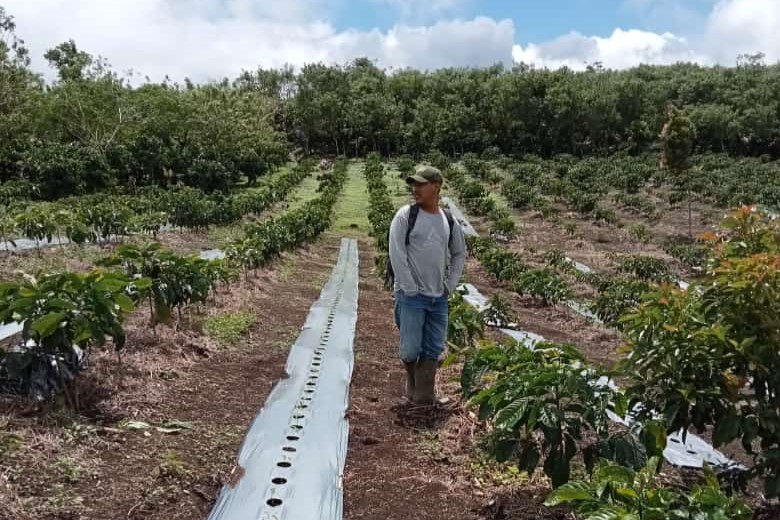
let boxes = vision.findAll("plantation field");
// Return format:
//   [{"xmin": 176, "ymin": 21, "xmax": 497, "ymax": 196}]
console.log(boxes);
[{"xmin": 0, "ymin": 153, "xmax": 778, "ymax": 520}]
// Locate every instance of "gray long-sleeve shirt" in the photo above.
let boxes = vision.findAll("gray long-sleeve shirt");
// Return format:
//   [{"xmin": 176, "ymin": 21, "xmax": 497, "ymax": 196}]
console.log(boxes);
[{"xmin": 389, "ymin": 204, "xmax": 468, "ymax": 297}]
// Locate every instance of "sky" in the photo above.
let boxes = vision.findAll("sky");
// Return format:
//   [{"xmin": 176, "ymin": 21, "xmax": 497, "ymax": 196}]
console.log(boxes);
[{"xmin": 2, "ymin": 0, "xmax": 779, "ymax": 82}]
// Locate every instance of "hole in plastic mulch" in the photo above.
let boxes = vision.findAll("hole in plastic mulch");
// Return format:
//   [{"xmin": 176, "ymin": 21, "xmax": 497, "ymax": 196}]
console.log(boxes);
[
  {"xmin": 267, "ymin": 498, "xmax": 283, "ymax": 507},
  {"xmin": 283, "ymin": 446, "xmax": 297, "ymax": 452},
  {"xmin": 286, "ymin": 435, "xmax": 300, "ymax": 441},
  {"xmin": 277, "ymin": 462, "xmax": 292, "ymax": 468},
  {"xmin": 272, "ymin": 477, "xmax": 287, "ymax": 485}
]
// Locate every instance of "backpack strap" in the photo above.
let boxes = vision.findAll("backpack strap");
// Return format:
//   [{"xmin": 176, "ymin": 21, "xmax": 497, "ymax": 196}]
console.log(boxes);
[
  {"xmin": 404, "ymin": 204, "xmax": 420, "ymax": 246},
  {"xmin": 442, "ymin": 208, "xmax": 455, "ymax": 248},
  {"xmin": 405, "ymin": 204, "xmax": 456, "ymax": 248}
]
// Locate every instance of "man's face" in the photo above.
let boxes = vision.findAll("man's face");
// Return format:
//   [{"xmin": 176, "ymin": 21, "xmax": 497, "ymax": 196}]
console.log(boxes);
[{"xmin": 412, "ymin": 181, "xmax": 440, "ymax": 205}]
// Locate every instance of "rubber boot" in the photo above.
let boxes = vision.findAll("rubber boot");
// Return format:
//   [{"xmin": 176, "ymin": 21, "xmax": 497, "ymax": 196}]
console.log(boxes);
[
  {"xmin": 403, "ymin": 361, "xmax": 417, "ymax": 401},
  {"xmin": 414, "ymin": 359, "xmax": 438, "ymax": 405}
]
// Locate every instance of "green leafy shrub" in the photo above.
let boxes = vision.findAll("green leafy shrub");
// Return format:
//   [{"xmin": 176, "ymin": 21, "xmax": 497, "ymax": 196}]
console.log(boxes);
[
  {"xmin": 512, "ymin": 268, "xmax": 571, "ymax": 305},
  {"xmin": 620, "ymin": 207, "xmax": 780, "ymax": 496},
  {"xmin": 0, "ymin": 270, "xmax": 144, "ymax": 399},
  {"xmin": 462, "ymin": 341, "xmax": 618, "ymax": 487},
  {"xmin": 628, "ymin": 223, "xmax": 652, "ymax": 243},
  {"xmin": 546, "ymin": 458, "xmax": 752, "ymax": 520},
  {"xmin": 617, "ymin": 255, "xmax": 672, "ymax": 282}
]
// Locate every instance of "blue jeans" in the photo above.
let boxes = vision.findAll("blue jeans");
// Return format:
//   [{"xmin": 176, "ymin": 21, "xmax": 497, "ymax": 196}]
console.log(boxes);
[{"xmin": 394, "ymin": 291, "xmax": 449, "ymax": 363}]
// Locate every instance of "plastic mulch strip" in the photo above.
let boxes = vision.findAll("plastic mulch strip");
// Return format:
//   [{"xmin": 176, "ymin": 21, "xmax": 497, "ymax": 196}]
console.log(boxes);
[{"xmin": 208, "ymin": 238, "xmax": 359, "ymax": 520}]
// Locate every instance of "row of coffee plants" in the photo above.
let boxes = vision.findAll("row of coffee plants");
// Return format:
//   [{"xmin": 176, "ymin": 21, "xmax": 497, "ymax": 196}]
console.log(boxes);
[
  {"xmin": 0, "ymin": 161, "xmax": 313, "ymax": 247},
  {"xmin": 225, "ymin": 158, "xmax": 348, "ymax": 273},
  {"xmin": 498, "ymin": 158, "xmax": 622, "ymax": 227},
  {"xmin": 467, "ymin": 236, "xmax": 571, "ymax": 305},
  {"xmin": 445, "ymin": 166, "xmax": 516, "ymax": 239},
  {"xmin": 363, "ymin": 154, "xmax": 395, "ymax": 288},
  {"xmin": 0, "ymin": 161, "xmax": 346, "ymax": 401},
  {"xmin": 443, "ymin": 167, "xmax": 574, "ymax": 306},
  {"xmin": 98, "ymin": 243, "xmax": 235, "ymax": 326}
]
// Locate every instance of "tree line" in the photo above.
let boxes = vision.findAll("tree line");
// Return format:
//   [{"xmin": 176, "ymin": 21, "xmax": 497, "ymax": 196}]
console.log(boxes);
[{"xmin": 1, "ymin": 5, "xmax": 780, "ymax": 200}]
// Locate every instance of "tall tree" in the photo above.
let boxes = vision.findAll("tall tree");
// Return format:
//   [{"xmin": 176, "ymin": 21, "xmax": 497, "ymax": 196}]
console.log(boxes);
[{"xmin": 660, "ymin": 104, "xmax": 697, "ymax": 236}]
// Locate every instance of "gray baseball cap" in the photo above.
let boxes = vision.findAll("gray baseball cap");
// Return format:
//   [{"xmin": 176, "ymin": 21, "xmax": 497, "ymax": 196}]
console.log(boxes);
[{"xmin": 406, "ymin": 165, "xmax": 443, "ymax": 185}]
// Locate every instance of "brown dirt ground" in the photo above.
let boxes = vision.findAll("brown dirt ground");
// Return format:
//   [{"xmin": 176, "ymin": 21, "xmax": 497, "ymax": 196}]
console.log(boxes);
[
  {"xmin": 0, "ymin": 238, "xmax": 341, "ymax": 520},
  {"xmin": 609, "ymin": 186, "xmax": 724, "ymax": 245}
]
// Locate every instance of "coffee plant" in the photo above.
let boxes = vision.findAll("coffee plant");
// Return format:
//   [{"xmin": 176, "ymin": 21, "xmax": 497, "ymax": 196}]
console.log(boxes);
[
  {"xmin": 616, "ymin": 255, "xmax": 673, "ymax": 283},
  {"xmin": 512, "ymin": 268, "xmax": 571, "ymax": 306},
  {"xmin": 0, "ymin": 269, "xmax": 147, "ymax": 400},
  {"xmin": 546, "ymin": 458, "xmax": 752, "ymax": 520},
  {"xmin": 462, "ymin": 341, "xmax": 618, "ymax": 487}
]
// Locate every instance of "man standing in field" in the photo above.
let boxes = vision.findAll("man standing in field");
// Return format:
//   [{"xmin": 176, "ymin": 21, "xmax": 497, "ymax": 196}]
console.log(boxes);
[{"xmin": 389, "ymin": 165, "xmax": 467, "ymax": 405}]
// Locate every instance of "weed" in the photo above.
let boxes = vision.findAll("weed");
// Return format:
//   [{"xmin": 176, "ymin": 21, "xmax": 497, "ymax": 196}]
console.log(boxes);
[{"xmin": 204, "ymin": 311, "xmax": 256, "ymax": 346}]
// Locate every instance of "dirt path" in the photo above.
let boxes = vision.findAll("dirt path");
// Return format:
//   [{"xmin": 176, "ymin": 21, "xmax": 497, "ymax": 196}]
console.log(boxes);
[{"xmin": 344, "ymin": 238, "xmax": 482, "ymax": 520}]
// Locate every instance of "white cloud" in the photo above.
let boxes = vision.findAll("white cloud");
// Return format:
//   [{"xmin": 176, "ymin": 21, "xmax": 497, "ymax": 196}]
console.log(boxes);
[
  {"xmin": 705, "ymin": 0, "xmax": 780, "ymax": 62},
  {"xmin": 512, "ymin": 0, "xmax": 780, "ymax": 70},
  {"xmin": 512, "ymin": 28, "xmax": 709, "ymax": 70},
  {"xmin": 3, "ymin": 0, "xmax": 780, "ymax": 81},
  {"xmin": 2, "ymin": 0, "xmax": 512, "ymax": 82}
]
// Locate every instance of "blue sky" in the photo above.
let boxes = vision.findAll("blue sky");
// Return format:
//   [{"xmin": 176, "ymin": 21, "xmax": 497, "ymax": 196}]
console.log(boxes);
[
  {"xmin": 333, "ymin": 0, "xmax": 717, "ymax": 42},
  {"xmin": 2, "ymin": 0, "xmax": 777, "ymax": 82}
]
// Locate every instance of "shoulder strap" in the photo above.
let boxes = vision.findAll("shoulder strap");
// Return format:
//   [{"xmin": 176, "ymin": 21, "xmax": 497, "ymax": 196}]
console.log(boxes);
[
  {"xmin": 442, "ymin": 208, "xmax": 455, "ymax": 246},
  {"xmin": 405, "ymin": 204, "xmax": 420, "ymax": 246}
]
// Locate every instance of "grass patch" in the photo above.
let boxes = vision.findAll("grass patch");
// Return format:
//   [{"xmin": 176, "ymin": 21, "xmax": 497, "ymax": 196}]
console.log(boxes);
[
  {"xmin": 332, "ymin": 163, "xmax": 371, "ymax": 235},
  {"xmin": 0, "ymin": 432, "xmax": 22, "ymax": 455},
  {"xmin": 469, "ymin": 454, "xmax": 530, "ymax": 488},
  {"xmin": 419, "ymin": 431, "xmax": 446, "ymax": 461},
  {"xmin": 271, "ymin": 326, "xmax": 300, "ymax": 351},
  {"xmin": 207, "ymin": 223, "xmax": 244, "ymax": 248},
  {"xmin": 308, "ymin": 267, "xmax": 332, "ymax": 291},
  {"xmin": 157, "ymin": 450, "xmax": 190, "ymax": 480},
  {"xmin": 286, "ymin": 172, "xmax": 320, "ymax": 211},
  {"xmin": 204, "ymin": 311, "xmax": 256, "ymax": 346},
  {"xmin": 278, "ymin": 256, "xmax": 297, "ymax": 282},
  {"xmin": 55, "ymin": 456, "xmax": 82, "ymax": 484}
]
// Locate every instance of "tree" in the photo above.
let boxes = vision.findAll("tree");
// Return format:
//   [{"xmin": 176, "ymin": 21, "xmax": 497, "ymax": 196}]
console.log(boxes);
[
  {"xmin": 0, "ymin": 7, "xmax": 40, "ymax": 181},
  {"xmin": 621, "ymin": 207, "xmax": 780, "ymax": 497},
  {"xmin": 660, "ymin": 104, "xmax": 697, "ymax": 237},
  {"xmin": 44, "ymin": 40, "xmax": 94, "ymax": 82}
]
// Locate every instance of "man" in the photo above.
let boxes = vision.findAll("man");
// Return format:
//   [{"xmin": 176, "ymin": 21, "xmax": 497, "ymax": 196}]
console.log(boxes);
[{"xmin": 389, "ymin": 165, "xmax": 467, "ymax": 405}]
